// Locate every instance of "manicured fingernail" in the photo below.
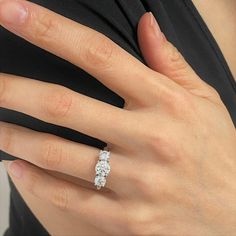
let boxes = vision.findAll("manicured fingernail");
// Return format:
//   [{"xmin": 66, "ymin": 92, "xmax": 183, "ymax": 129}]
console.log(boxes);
[
  {"xmin": 0, "ymin": 1, "xmax": 28, "ymax": 26},
  {"xmin": 8, "ymin": 161, "xmax": 23, "ymax": 178},
  {"xmin": 149, "ymin": 12, "xmax": 162, "ymax": 40}
]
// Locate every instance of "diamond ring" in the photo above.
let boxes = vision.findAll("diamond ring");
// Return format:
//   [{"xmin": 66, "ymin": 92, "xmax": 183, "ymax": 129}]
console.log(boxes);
[{"xmin": 94, "ymin": 149, "xmax": 111, "ymax": 190}]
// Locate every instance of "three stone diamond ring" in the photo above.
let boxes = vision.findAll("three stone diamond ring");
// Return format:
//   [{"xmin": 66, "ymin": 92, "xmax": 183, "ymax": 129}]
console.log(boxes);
[
  {"xmin": 94, "ymin": 150, "xmax": 111, "ymax": 190},
  {"xmin": 2, "ymin": 1, "xmax": 236, "ymax": 235}
]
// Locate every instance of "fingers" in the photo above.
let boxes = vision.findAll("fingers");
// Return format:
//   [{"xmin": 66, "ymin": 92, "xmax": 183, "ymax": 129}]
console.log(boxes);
[
  {"xmin": 0, "ymin": 73, "xmax": 135, "ymax": 147},
  {"xmin": 138, "ymin": 13, "xmax": 217, "ymax": 98},
  {"xmin": 0, "ymin": 0, "xmax": 167, "ymax": 104},
  {"xmin": 6, "ymin": 160, "xmax": 121, "ymax": 234}
]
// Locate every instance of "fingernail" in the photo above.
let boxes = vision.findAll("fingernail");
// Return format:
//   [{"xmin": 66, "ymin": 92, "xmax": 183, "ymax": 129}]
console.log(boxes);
[
  {"xmin": 8, "ymin": 161, "xmax": 23, "ymax": 178},
  {"xmin": 149, "ymin": 12, "xmax": 162, "ymax": 39},
  {"xmin": 0, "ymin": 1, "xmax": 28, "ymax": 26}
]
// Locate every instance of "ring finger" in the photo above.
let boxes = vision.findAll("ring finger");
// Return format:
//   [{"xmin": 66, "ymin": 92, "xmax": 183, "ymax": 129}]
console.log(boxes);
[{"xmin": 0, "ymin": 121, "xmax": 125, "ymax": 190}]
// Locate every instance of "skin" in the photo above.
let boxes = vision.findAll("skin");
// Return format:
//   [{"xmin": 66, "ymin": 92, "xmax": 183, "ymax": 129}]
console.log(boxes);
[
  {"xmin": 192, "ymin": 0, "xmax": 236, "ymax": 80},
  {"xmin": 0, "ymin": 0, "xmax": 236, "ymax": 235}
]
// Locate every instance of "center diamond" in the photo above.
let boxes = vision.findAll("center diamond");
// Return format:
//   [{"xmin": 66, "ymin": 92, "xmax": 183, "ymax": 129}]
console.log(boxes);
[{"xmin": 95, "ymin": 160, "xmax": 111, "ymax": 176}]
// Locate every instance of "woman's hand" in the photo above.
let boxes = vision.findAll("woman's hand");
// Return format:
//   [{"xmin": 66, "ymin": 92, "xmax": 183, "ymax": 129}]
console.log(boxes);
[{"xmin": 1, "ymin": 0, "xmax": 236, "ymax": 235}]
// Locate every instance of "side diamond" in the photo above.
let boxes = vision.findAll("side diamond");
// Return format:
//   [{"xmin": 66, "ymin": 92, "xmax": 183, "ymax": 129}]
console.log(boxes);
[
  {"xmin": 94, "ymin": 175, "xmax": 106, "ymax": 187},
  {"xmin": 99, "ymin": 150, "xmax": 110, "ymax": 161}
]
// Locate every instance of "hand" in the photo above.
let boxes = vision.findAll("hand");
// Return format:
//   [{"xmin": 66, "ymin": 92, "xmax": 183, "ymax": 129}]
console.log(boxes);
[{"xmin": 1, "ymin": 1, "xmax": 236, "ymax": 235}]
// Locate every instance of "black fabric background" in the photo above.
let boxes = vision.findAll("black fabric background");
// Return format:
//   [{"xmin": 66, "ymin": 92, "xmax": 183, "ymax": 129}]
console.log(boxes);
[{"xmin": 0, "ymin": 0, "xmax": 235, "ymax": 235}]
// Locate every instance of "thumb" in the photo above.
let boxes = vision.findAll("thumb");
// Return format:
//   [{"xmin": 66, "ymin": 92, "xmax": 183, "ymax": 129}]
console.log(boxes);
[{"xmin": 138, "ymin": 12, "xmax": 216, "ymax": 98}]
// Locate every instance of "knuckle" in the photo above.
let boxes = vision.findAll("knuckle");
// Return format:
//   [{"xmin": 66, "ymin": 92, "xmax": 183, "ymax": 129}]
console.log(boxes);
[
  {"xmin": 173, "ymin": 91, "xmax": 193, "ymax": 108},
  {"xmin": 128, "ymin": 169, "xmax": 158, "ymax": 199},
  {"xmin": 41, "ymin": 138, "xmax": 64, "ymax": 170},
  {"xmin": 83, "ymin": 34, "xmax": 115, "ymax": 70},
  {"xmin": 50, "ymin": 183, "xmax": 69, "ymax": 211},
  {"xmin": 166, "ymin": 90, "xmax": 194, "ymax": 113},
  {"xmin": 32, "ymin": 13, "xmax": 59, "ymax": 44},
  {"xmin": 167, "ymin": 42, "xmax": 189, "ymax": 76},
  {"xmin": 41, "ymin": 87, "xmax": 73, "ymax": 121},
  {"xmin": 125, "ymin": 209, "xmax": 156, "ymax": 235},
  {"xmin": 145, "ymin": 132, "xmax": 181, "ymax": 163}
]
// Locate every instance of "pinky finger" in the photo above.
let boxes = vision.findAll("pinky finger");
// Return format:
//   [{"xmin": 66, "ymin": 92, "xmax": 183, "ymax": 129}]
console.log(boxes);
[{"xmin": 5, "ymin": 160, "xmax": 121, "ymax": 234}]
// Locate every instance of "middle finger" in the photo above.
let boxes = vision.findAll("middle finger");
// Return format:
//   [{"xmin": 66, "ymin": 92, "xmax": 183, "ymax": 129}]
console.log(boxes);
[{"xmin": 0, "ymin": 73, "xmax": 135, "ymax": 147}]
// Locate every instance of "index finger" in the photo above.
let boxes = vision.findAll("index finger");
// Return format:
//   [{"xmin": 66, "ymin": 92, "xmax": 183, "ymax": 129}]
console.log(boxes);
[{"xmin": 0, "ymin": 0, "xmax": 166, "ymax": 103}]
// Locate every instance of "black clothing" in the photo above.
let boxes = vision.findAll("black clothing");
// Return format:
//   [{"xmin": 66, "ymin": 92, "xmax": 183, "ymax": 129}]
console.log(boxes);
[{"xmin": 1, "ymin": 0, "xmax": 235, "ymax": 235}]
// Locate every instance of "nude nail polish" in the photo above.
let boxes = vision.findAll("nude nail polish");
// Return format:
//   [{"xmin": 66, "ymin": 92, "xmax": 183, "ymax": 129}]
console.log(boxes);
[
  {"xmin": 0, "ymin": 1, "xmax": 28, "ymax": 25},
  {"xmin": 8, "ymin": 161, "xmax": 23, "ymax": 178},
  {"xmin": 149, "ymin": 12, "xmax": 162, "ymax": 39}
]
